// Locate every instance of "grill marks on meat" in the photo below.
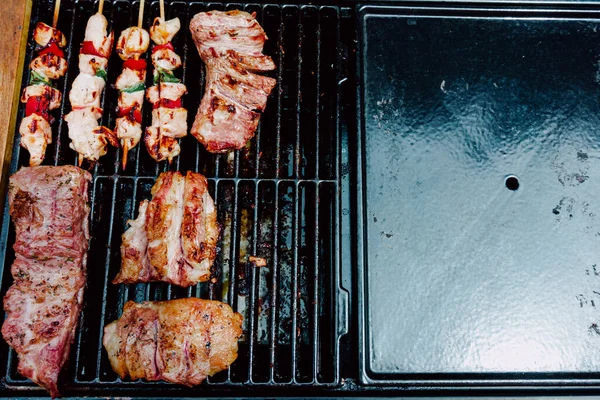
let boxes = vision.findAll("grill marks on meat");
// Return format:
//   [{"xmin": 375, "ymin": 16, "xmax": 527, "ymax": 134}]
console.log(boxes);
[
  {"xmin": 103, "ymin": 298, "xmax": 242, "ymax": 385},
  {"xmin": 2, "ymin": 166, "xmax": 91, "ymax": 397},
  {"xmin": 114, "ymin": 171, "xmax": 219, "ymax": 287},
  {"xmin": 190, "ymin": 10, "xmax": 276, "ymax": 153},
  {"xmin": 181, "ymin": 172, "xmax": 220, "ymax": 284}
]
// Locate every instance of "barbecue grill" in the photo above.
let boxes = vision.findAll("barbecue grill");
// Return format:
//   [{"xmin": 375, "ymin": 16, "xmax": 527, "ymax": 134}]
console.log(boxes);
[{"xmin": 3, "ymin": 0, "xmax": 600, "ymax": 396}]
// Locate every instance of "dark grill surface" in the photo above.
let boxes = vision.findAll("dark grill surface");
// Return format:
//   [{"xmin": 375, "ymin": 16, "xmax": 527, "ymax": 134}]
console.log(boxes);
[{"xmin": 0, "ymin": 0, "xmax": 350, "ymax": 396}]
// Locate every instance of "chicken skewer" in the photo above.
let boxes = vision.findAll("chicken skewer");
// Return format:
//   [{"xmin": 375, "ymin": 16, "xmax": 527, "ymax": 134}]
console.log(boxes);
[
  {"xmin": 145, "ymin": 0, "xmax": 188, "ymax": 163},
  {"xmin": 113, "ymin": 0, "xmax": 150, "ymax": 169},
  {"xmin": 18, "ymin": 0, "xmax": 67, "ymax": 166},
  {"xmin": 64, "ymin": 0, "xmax": 117, "ymax": 166}
]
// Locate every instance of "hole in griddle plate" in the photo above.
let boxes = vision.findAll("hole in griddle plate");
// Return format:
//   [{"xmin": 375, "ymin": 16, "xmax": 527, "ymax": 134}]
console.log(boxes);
[{"xmin": 505, "ymin": 175, "xmax": 520, "ymax": 191}]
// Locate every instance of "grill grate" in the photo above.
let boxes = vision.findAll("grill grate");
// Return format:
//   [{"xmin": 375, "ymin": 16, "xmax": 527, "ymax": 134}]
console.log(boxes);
[{"xmin": 0, "ymin": 0, "xmax": 348, "ymax": 395}]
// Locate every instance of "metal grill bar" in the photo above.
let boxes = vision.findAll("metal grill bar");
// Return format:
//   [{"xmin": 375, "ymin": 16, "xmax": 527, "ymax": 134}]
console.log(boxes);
[
  {"xmin": 290, "ymin": 7, "xmax": 303, "ymax": 382},
  {"xmin": 0, "ymin": 0, "xmax": 346, "ymax": 395},
  {"xmin": 312, "ymin": 7, "xmax": 322, "ymax": 382}
]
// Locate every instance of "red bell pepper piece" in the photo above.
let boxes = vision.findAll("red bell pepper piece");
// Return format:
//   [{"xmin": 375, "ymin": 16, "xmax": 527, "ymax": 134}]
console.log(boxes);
[
  {"xmin": 151, "ymin": 42, "xmax": 174, "ymax": 54},
  {"xmin": 123, "ymin": 58, "xmax": 147, "ymax": 71},
  {"xmin": 38, "ymin": 40, "xmax": 65, "ymax": 59},
  {"xmin": 116, "ymin": 106, "xmax": 143, "ymax": 124},
  {"xmin": 25, "ymin": 96, "xmax": 51, "ymax": 121},
  {"xmin": 80, "ymin": 41, "xmax": 105, "ymax": 57},
  {"xmin": 153, "ymin": 98, "xmax": 182, "ymax": 109}
]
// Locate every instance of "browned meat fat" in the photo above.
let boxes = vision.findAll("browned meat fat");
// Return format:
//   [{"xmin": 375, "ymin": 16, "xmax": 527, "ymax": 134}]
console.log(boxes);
[
  {"xmin": 189, "ymin": 10, "xmax": 276, "ymax": 153},
  {"xmin": 2, "ymin": 165, "xmax": 91, "ymax": 398},
  {"xmin": 103, "ymin": 298, "xmax": 243, "ymax": 385}
]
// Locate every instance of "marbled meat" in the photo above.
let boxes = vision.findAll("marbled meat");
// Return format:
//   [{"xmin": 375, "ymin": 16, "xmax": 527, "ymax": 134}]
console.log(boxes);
[
  {"xmin": 2, "ymin": 166, "xmax": 91, "ymax": 397},
  {"xmin": 103, "ymin": 298, "xmax": 243, "ymax": 385},
  {"xmin": 189, "ymin": 10, "xmax": 276, "ymax": 152},
  {"xmin": 113, "ymin": 171, "xmax": 219, "ymax": 287}
]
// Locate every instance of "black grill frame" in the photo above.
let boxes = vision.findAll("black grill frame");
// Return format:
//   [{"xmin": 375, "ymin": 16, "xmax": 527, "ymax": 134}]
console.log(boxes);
[{"xmin": 0, "ymin": 0, "xmax": 352, "ymax": 396}]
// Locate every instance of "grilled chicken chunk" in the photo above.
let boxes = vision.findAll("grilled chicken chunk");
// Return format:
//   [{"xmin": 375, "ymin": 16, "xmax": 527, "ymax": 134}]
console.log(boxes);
[
  {"xmin": 151, "ymin": 47, "xmax": 182, "ymax": 71},
  {"xmin": 114, "ymin": 117, "xmax": 142, "ymax": 144},
  {"xmin": 146, "ymin": 82, "xmax": 187, "ymax": 103},
  {"xmin": 151, "ymin": 107, "xmax": 188, "ymax": 138},
  {"xmin": 65, "ymin": 108, "xmax": 118, "ymax": 162},
  {"xmin": 114, "ymin": 171, "xmax": 219, "ymax": 287},
  {"xmin": 150, "ymin": 17, "xmax": 181, "ymax": 45},
  {"xmin": 114, "ymin": 67, "xmax": 146, "ymax": 90},
  {"xmin": 19, "ymin": 114, "xmax": 52, "ymax": 167},
  {"xmin": 119, "ymin": 90, "xmax": 145, "ymax": 109},
  {"xmin": 116, "ymin": 26, "xmax": 150, "ymax": 60},
  {"xmin": 144, "ymin": 127, "xmax": 181, "ymax": 162},
  {"xmin": 2, "ymin": 166, "xmax": 91, "ymax": 398},
  {"xmin": 33, "ymin": 22, "xmax": 67, "ymax": 47},
  {"xmin": 30, "ymin": 54, "xmax": 68, "ymax": 80},
  {"xmin": 189, "ymin": 10, "xmax": 276, "ymax": 153},
  {"xmin": 78, "ymin": 53, "xmax": 108, "ymax": 76},
  {"xmin": 103, "ymin": 298, "xmax": 243, "ymax": 386},
  {"xmin": 69, "ymin": 73, "xmax": 106, "ymax": 108}
]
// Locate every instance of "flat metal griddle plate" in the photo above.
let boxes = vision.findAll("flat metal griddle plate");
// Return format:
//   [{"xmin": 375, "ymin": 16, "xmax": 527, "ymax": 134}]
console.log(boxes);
[{"xmin": 356, "ymin": 6, "xmax": 600, "ymax": 385}]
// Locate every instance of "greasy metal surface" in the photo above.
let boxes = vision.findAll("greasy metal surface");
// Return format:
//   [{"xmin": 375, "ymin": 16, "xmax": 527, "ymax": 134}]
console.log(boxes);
[
  {"xmin": 0, "ymin": 0, "xmax": 346, "ymax": 396},
  {"xmin": 357, "ymin": 6, "xmax": 600, "ymax": 384}
]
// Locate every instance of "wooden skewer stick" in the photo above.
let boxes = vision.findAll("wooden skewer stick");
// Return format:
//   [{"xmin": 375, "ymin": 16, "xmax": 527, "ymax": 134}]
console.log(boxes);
[
  {"xmin": 159, "ymin": 0, "xmax": 165, "ymax": 20},
  {"xmin": 138, "ymin": 0, "xmax": 145, "ymax": 28},
  {"xmin": 98, "ymin": 0, "xmax": 104, "ymax": 15},
  {"xmin": 122, "ymin": 143, "xmax": 129, "ymax": 170},
  {"xmin": 52, "ymin": 0, "xmax": 61, "ymax": 28}
]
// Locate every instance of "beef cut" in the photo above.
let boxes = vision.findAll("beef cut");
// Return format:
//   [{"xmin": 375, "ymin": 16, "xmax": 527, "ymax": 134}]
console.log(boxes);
[
  {"xmin": 113, "ymin": 171, "xmax": 219, "ymax": 287},
  {"xmin": 189, "ymin": 10, "xmax": 277, "ymax": 152},
  {"xmin": 2, "ymin": 165, "xmax": 91, "ymax": 397},
  {"xmin": 103, "ymin": 298, "xmax": 243, "ymax": 385}
]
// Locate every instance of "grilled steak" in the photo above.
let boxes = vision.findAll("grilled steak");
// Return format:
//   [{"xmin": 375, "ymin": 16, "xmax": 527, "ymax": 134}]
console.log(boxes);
[
  {"xmin": 189, "ymin": 10, "xmax": 277, "ymax": 152},
  {"xmin": 113, "ymin": 171, "xmax": 219, "ymax": 287},
  {"xmin": 2, "ymin": 166, "xmax": 91, "ymax": 397},
  {"xmin": 103, "ymin": 298, "xmax": 243, "ymax": 385}
]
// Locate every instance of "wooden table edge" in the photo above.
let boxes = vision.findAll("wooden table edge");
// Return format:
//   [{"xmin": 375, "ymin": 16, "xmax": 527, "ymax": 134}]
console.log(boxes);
[{"xmin": 0, "ymin": 0, "xmax": 33, "ymax": 215}]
